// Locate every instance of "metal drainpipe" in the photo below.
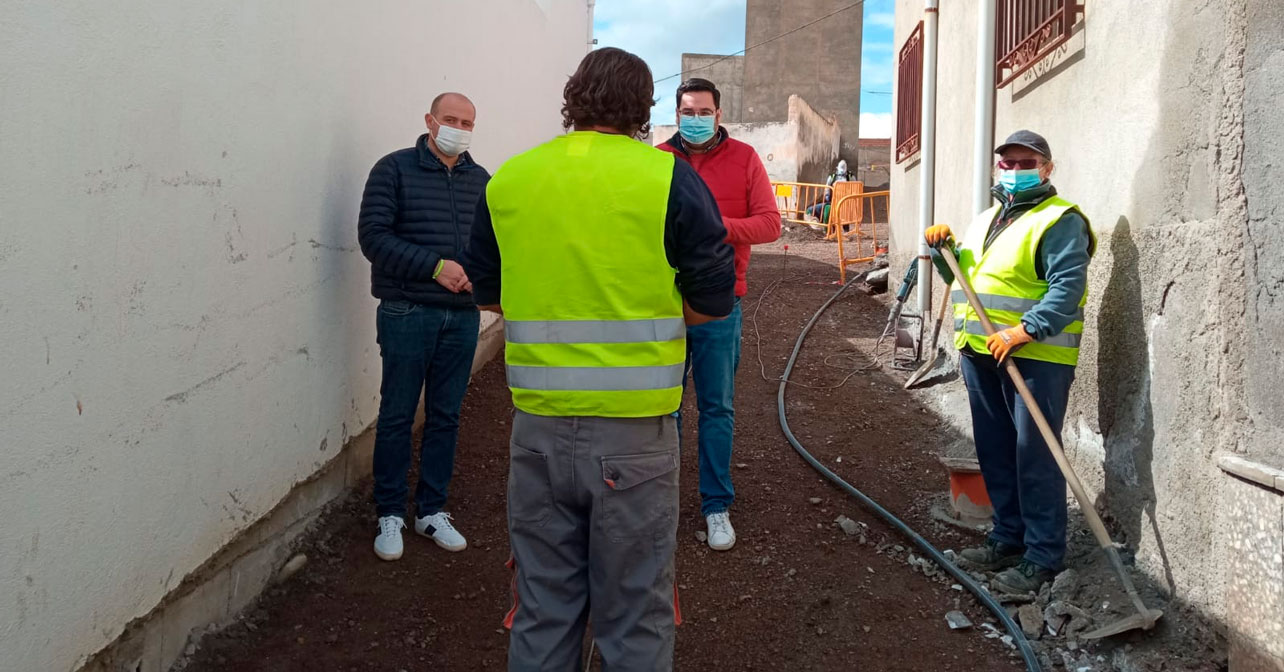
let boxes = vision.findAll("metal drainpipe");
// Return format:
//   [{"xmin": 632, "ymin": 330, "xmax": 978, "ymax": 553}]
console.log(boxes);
[
  {"xmin": 915, "ymin": 0, "xmax": 940, "ymax": 314},
  {"xmin": 972, "ymin": 0, "xmax": 997, "ymax": 216},
  {"xmin": 586, "ymin": 0, "xmax": 596, "ymax": 52}
]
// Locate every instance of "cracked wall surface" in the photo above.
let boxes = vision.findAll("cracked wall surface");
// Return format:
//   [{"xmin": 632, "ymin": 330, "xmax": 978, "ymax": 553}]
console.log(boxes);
[
  {"xmin": 0, "ymin": 2, "xmax": 590, "ymax": 671},
  {"xmin": 889, "ymin": 0, "xmax": 1283, "ymax": 665}
]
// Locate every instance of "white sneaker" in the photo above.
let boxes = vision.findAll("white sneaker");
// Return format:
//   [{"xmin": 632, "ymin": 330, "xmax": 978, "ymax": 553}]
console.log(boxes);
[
  {"xmin": 415, "ymin": 511, "xmax": 467, "ymax": 552},
  {"xmin": 374, "ymin": 516, "xmax": 405, "ymax": 561},
  {"xmin": 706, "ymin": 512, "xmax": 736, "ymax": 551}
]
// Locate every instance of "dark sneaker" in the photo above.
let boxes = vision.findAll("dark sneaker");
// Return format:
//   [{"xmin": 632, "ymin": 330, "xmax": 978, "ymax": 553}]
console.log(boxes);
[
  {"xmin": 992, "ymin": 560, "xmax": 1056, "ymax": 594},
  {"xmin": 958, "ymin": 539, "xmax": 1025, "ymax": 571}
]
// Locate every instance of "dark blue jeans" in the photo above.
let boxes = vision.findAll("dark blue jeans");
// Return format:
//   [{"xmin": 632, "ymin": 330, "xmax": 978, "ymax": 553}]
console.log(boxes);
[
  {"xmin": 960, "ymin": 351, "xmax": 1075, "ymax": 571},
  {"xmin": 677, "ymin": 300, "xmax": 742, "ymax": 516},
  {"xmin": 372, "ymin": 300, "xmax": 480, "ymax": 518}
]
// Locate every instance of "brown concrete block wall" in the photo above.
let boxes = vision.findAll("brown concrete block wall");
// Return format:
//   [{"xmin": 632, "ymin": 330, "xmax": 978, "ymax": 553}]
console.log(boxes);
[{"xmin": 742, "ymin": 0, "xmax": 863, "ymax": 160}]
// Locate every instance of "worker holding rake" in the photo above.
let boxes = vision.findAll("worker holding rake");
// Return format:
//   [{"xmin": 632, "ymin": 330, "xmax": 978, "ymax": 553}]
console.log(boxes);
[{"xmin": 924, "ymin": 130, "xmax": 1096, "ymax": 595}]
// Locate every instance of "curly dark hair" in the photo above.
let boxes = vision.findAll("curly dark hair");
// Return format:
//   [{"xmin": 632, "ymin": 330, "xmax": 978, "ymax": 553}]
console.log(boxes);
[{"xmin": 561, "ymin": 47, "xmax": 654, "ymax": 137}]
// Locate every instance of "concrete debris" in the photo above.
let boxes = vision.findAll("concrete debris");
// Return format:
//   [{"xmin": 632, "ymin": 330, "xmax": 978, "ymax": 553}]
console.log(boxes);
[
  {"xmin": 1018, "ymin": 604, "xmax": 1044, "ymax": 640},
  {"xmin": 695, "ymin": 530, "xmax": 708, "ymax": 543},
  {"xmin": 786, "ymin": 568, "xmax": 797, "ymax": 579},
  {"xmin": 942, "ymin": 549, "xmax": 957, "ymax": 562},
  {"xmin": 809, "ymin": 497, "xmax": 822, "ymax": 505},
  {"xmin": 994, "ymin": 591, "xmax": 1036, "ymax": 605},
  {"xmin": 735, "ymin": 463, "xmax": 748, "ymax": 469},
  {"xmin": 1037, "ymin": 581, "xmax": 1053, "ymax": 607},
  {"xmin": 945, "ymin": 610, "xmax": 973, "ymax": 630},
  {"xmin": 1043, "ymin": 601, "xmax": 1093, "ymax": 638},
  {"xmin": 1050, "ymin": 568, "xmax": 1080, "ymax": 602},
  {"xmin": 834, "ymin": 515, "xmax": 860, "ymax": 536},
  {"xmin": 979, "ymin": 622, "xmax": 1003, "ymax": 638},
  {"xmin": 277, "ymin": 554, "xmax": 308, "ymax": 584},
  {"xmin": 950, "ymin": 584, "xmax": 963, "ymax": 591}
]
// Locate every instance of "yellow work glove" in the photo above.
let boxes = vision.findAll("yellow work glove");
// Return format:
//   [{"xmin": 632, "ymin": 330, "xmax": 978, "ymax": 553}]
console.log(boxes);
[
  {"xmin": 985, "ymin": 325, "xmax": 1034, "ymax": 362},
  {"xmin": 924, "ymin": 224, "xmax": 954, "ymax": 248}
]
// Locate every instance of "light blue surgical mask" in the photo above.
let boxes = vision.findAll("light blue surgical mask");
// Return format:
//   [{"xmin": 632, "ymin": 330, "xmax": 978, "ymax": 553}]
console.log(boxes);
[
  {"xmin": 678, "ymin": 114, "xmax": 717, "ymax": 145},
  {"xmin": 999, "ymin": 168, "xmax": 1042, "ymax": 193}
]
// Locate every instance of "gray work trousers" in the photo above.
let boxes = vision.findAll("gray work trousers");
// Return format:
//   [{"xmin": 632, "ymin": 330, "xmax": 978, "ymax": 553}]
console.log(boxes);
[{"xmin": 506, "ymin": 410, "xmax": 680, "ymax": 672}]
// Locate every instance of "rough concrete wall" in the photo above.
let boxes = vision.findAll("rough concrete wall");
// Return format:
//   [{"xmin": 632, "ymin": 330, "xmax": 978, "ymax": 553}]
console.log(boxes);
[
  {"xmin": 857, "ymin": 140, "xmax": 891, "ymax": 190},
  {"xmin": 742, "ymin": 0, "xmax": 862, "ymax": 160},
  {"xmin": 789, "ymin": 95, "xmax": 843, "ymax": 186},
  {"xmin": 1241, "ymin": 0, "xmax": 1284, "ymax": 465},
  {"xmin": 0, "ymin": 2, "xmax": 588, "ymax": 671},
  {"xmin": 679, "ymin": 53, "xmax": 746, "ymax": 123},
  {"xmin": 888, "ymin": 0, "xmax": 1283, "ymax": 650}
]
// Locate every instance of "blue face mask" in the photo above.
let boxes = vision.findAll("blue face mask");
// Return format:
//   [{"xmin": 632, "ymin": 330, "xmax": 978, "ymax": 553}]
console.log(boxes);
[
  {"xmin": 998, "ymin": 168, "xmax": 1042, "ymax": 193},
  {"xmin": 678, "ymin": 114, "xmax": 717, "ymax": 144}
]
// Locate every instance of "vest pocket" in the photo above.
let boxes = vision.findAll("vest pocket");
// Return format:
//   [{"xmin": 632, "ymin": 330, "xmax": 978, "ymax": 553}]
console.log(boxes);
[{"xmin": 599, "ymin": 450, "xmax": 679, "ymax": 543}]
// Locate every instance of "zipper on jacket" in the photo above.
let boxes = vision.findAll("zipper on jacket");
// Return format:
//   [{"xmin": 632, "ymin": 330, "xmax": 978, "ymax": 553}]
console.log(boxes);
[{"xmin": 447, "ymin": 171, "xmax": 461, "ymax": 255}]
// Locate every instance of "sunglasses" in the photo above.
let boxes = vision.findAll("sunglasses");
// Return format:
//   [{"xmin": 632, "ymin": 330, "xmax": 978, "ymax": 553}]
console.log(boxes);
[{"xmin": 996, "ymin": 158, "xmax": 1042, "ymax": 170}]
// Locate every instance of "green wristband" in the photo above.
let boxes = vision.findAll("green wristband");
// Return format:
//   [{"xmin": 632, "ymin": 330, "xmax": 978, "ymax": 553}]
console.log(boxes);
[{"xmin": 432, "ymin": 259, "xmax": 445, "ymax": 279}]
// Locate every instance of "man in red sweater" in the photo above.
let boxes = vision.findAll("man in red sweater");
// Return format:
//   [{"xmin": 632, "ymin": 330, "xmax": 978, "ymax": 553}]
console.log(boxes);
[{"xmin": 658, "ymin": 78, "xmax": 782, "ymax": 551}]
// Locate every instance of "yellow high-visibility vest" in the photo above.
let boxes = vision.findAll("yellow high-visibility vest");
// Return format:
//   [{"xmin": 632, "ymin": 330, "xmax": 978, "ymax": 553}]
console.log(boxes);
[
  {"xmin": 952, "ymin": 195, "xmax": 1096, "ymax": 366},
  {"xmin": 485, "ymin": 131, "xmax": 685, "ymax": 417}
]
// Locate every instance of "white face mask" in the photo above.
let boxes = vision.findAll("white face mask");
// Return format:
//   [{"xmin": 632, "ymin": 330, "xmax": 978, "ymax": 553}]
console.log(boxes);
[{"xmin": 430, "ymin": 117, "xmax": 472, "ymax": 157}]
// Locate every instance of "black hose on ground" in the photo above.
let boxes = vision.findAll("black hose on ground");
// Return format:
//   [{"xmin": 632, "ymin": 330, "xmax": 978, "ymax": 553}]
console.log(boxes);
[{"xmin": 775, "ymin": 278, "xmax": 1042, "ymax": 672}]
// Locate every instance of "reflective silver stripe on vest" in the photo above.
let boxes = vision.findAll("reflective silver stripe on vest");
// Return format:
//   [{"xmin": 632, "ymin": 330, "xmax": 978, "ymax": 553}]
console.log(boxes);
[
  {"xmin": 505, "ymin": 318, "xmax": 686, "ymax": 344},
  {"xmin": 950, "ymin": 290, "xmax": 1083, "ymax": 322},
  {"xmin": 953, "ymin": 319, "xmax": 1082, "ymax": 349},
  {"xmin": 506, "ymin": 363, "xmax": 685, "ymax": 391}
]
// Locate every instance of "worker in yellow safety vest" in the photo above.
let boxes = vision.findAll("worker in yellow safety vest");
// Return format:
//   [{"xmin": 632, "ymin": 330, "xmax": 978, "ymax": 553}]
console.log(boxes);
[
  {"xmin": 461, "ymin": 47, "xmax": 735, "ymax": 671},
  {"xmin": 924, "ymin": 130, "xmax": 1096, "ymax": 595}
]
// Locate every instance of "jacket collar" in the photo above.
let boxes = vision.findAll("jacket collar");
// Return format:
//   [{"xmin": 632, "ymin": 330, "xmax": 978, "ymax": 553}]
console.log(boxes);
[
  {"xmin": 665, "ymin": 126, "xmax": 729, "ymax": 158},
  {"xmin": 416, "ymin": 133, "xmax": 476, "ymax": 172}
]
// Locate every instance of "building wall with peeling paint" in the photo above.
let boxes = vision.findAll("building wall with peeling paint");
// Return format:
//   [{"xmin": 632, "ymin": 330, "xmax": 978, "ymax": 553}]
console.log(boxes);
[
  {"xmin": 889, "ymin": 0, "xmax": 1283, "ymax": 667},
  {"xmin": 0, "ymin": 2, "xmax": 590, "ymax": 670}
]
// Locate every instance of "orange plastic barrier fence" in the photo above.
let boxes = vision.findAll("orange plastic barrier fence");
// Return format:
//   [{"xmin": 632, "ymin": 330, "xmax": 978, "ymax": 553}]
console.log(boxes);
[
  {"xmin": 772, "ymin": 182, "xmax": 833, "ymax": 227},
  {"xmin": 833, "ymin": 190, "xmax": 890, "ymax": 284}
]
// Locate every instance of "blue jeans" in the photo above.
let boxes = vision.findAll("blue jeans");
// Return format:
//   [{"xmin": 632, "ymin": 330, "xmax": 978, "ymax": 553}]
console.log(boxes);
[
  {"xmin": 372, "ymin": 300, "xmax": 480, "ymax": 518},
  {"xmin": 960, "ymin": 351, "xmax": 1075, "ymax": 571},
  {"xmin": 677, "ymin": 300, "xmax": 742, "ymax": 516}
]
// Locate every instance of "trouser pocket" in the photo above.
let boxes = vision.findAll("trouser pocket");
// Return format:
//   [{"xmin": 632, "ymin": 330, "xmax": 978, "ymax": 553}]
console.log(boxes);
[
  {"xmin": 508, "ymin": 443, "xmax": 552, "ymax": 527},
  {"xmin": 600, "ymin": 450, "xmax": 679, "ymax": 543}
]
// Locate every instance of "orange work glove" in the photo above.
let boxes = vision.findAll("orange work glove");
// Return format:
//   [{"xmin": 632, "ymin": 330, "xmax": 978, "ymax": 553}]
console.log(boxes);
[
  {"xmin": 985, "ymin": 324, "xmax": 1034, "ymax": 362},
  {"xmin": 924, "ymin": 224, "xmax": 954, "ymax": 248}
]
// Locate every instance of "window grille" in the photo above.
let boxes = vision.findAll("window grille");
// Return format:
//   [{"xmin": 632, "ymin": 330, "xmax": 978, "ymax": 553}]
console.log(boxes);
[
  {"xmin": 996, "ymin": 0, "xmax": 1084, "ymax": 88},
  {"xmin": 895, "ymin": 21, "xmax": 924, "ymax": 164}
]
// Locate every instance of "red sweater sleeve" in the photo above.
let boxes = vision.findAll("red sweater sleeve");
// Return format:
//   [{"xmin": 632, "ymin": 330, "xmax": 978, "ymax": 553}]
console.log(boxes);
[{"xmin": 723, "ymin": 152, "xmax": 782, "ymax": 246}]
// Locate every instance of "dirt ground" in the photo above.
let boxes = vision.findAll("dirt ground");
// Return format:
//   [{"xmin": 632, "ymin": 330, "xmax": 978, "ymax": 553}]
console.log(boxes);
[{"xmin": 183, "ymin": 235, "xmax": 1222, "ymax": 671}]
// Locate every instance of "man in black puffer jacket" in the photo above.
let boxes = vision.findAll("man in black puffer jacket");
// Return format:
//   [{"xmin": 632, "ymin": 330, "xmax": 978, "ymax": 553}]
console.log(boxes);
[{"xmin": 358, "ymin": 92, "xmax": 489, "ymax": 562}]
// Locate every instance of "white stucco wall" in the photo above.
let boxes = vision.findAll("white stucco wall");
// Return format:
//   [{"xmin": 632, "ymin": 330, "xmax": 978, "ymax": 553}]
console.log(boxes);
[{"xmin": 0, "ymin": 2, "xmax": 589, "ymax": 670}]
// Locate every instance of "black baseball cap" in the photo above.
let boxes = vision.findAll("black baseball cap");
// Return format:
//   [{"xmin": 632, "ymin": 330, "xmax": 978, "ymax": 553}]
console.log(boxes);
[{"xmin": 995, "ymin": 130, "xmax": 1051, "ymax": 160}]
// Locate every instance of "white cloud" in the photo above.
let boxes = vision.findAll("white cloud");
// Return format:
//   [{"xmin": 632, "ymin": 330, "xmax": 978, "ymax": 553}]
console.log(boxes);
[
  {"xmin": 867, "ymin": 12, "xmax": 895, "ymax": 29},
  {"xmin": 860, "ymin": 112, "xmax": 892, "ymax": 138}
]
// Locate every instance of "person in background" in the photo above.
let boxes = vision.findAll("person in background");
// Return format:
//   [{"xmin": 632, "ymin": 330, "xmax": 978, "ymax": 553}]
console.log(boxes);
[
  {"xmin": 357, "ymin": 92, "xmax": 488, "ymax": 561},
  {"xmin": 806, "ymin": 159, "xmax": 855, "ymax": 221},
  {"xmin": 464, "ymin": 48, "xmax": 735, "ymax": 671},
  {"xmin": 657, "ymin": 77, "xmax": 781, "ymax": 551},
  {"xmin": 924, "ymin": 130, "xmax": 1095, "ymax": 594}
]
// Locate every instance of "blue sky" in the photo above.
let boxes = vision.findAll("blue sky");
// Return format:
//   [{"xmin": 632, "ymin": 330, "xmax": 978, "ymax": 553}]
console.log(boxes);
[{"xmin": 592, "ymin": 0, "xmax": 895, "ymax": 137}]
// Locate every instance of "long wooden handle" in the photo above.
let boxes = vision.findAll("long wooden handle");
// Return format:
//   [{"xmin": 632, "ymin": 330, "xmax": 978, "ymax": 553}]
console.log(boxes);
[
  {"xmin": 939, "ymin": 246, "xmax": 1150, "ymax": 614},
  {"xmin": 928, "ymin": 285, "xmax": 952, "ymax": 349}
]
